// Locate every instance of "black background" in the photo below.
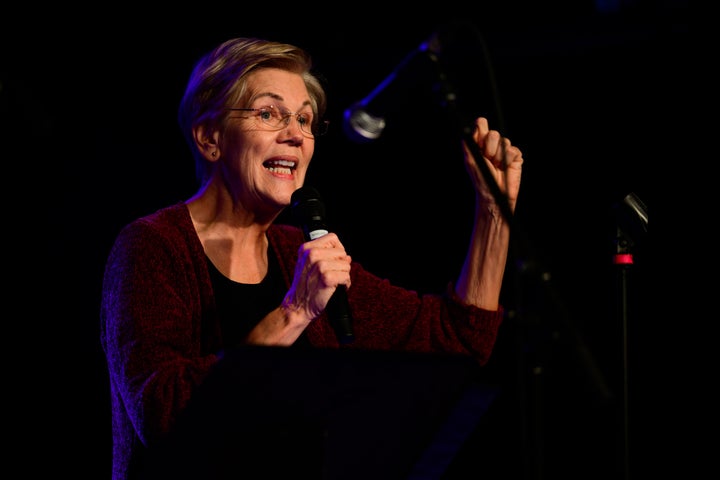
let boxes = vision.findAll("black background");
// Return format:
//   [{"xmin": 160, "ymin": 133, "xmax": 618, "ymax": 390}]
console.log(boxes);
[{"xmin": 5, "ymin": 1, "xmax": 684, "ymax": 478}]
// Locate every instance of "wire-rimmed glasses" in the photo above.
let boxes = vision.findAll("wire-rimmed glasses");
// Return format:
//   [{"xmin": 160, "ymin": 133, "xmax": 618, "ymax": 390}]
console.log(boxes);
[{"xmin": 228, "ymin": 104, "xmax": 329, "ymax": 137}]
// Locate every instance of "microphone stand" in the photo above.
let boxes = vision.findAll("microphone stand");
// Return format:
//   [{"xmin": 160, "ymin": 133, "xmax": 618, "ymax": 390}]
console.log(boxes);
[
  {"xmin": 614, "ymin": 228, "xmax": 632, "ymax": 480},
  {"xmin": 422, "ymin": 35, "xmax": 613, "ymax": 479},
  {"xmin": 612, "ymin": 192, "xmax": 648, "ymax": 480}
]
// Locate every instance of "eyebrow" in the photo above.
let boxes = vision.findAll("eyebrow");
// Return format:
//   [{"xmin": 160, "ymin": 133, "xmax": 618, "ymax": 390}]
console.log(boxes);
[{"xmin": 250, "ymin": 93, "xmax": 312, "ymax": 110}]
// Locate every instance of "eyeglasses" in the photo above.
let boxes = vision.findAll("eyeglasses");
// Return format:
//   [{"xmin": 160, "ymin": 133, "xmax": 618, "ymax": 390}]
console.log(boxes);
[{"xmin": 228, "ymin": 104, "xmax": 329, "ymax": 137}]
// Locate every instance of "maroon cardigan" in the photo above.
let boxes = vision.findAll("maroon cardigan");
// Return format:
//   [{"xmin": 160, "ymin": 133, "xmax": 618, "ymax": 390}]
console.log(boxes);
[{"xmin": 100, "ymin": 202, "xmax": 504, "ymax": 480}]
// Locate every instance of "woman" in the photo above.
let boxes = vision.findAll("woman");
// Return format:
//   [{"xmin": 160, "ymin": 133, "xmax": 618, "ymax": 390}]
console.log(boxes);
[{"xmin": 100, "ymin": 36, "xmax": 523, "ymax": 480}]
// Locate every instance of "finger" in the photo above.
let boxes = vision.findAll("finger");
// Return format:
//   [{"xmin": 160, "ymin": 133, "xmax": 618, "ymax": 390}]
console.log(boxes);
[
  {"xmin": 502, "ymin": 142, "xmax": 523, "ymax": 169},
  {"xmin": 307, "ymin": 232, "xmax": 340, "ymax": 247},
  {"xmin": 474, "ymin": 117, "xmax": 489, "ymax": 144},
  {"xmin": 483, "ymin": 130, "xmax": 502, "ymax": 160}
]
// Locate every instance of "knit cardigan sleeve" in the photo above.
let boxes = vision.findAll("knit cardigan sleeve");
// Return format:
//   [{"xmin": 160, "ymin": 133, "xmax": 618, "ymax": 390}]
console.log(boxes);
[
  {"xmin": 268, "ymin": 225, "xmax": 505, "ymax": 366},
  {"xmin": 100, "ymin": 203, "xmax": 220, "ymax": 451}
]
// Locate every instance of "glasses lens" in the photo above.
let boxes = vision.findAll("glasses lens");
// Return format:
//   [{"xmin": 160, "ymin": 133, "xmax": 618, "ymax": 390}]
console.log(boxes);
[
  {"xmin": 259, "ymin": 106, "xmax": 285, "ymax": 128},
  {"xmin": 245, "ymin": 104, "xmax": 326, "ymax": 137},
  {"xmin": 295, "ymin": 113, "xmax": 312, "ymax": 135}
]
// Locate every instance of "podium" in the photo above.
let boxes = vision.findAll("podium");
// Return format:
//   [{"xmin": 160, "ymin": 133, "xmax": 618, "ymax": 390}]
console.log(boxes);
[{"xmin": 137, "ymin": 346, "xmax": 497, "ymax": 479}]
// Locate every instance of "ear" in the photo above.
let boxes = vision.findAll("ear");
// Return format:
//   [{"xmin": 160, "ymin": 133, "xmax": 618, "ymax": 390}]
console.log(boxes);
[{"xmin": 193, "ymin": 124, "xmax": 221, "ymax": 161}]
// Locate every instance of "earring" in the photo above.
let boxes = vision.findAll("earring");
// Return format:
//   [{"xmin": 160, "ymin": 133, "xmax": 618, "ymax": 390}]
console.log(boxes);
[{"xmin": 211, "ymin": 151, "xmax": 217, "ymax": 157}]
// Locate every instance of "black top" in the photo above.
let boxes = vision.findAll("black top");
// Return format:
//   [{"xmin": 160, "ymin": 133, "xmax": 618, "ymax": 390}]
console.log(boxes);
[{"xmin": 206, "ymin": 246, "xmax": 287, "ymax": 348}]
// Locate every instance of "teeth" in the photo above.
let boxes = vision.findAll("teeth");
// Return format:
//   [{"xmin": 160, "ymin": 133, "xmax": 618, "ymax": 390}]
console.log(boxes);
[
  {"xmin": 265, "ymin": 159, "xmax": 295, "ymax": 175},
  {"xmin": 273, "ymin": 160, "xmax": 295, "ymax": 167}
]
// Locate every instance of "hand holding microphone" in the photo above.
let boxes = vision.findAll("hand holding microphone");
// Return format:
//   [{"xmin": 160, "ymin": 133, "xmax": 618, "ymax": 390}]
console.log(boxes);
[{"xmin": 290, "ymin": 186, "xmax": 355, "ymax": 344}]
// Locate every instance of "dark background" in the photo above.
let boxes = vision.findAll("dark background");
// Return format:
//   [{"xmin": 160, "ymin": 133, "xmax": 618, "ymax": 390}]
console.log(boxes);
[{"xmin": 5, "ymin": 1, "xmax": 683, "ymax": 478}]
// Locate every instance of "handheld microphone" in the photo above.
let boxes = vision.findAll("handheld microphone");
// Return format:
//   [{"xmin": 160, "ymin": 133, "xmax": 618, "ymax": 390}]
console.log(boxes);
[
  {"xmin": 343, "ymin": 33, "xmax": 443, "ymax": 143},
  {"xmin": 290, "ymin": 186, "xmax": 355, "ymax": 344}
]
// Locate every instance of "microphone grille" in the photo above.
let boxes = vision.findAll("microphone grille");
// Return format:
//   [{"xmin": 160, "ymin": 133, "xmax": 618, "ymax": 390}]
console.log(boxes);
[{"xmin": 290, "ymin": 186, "xmax": 326, "ymax": 221}]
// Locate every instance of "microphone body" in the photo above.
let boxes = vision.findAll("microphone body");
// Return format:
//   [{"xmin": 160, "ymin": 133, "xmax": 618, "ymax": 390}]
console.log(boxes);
[{"xmin": 290, "ymin": 186, "xmax": 355, "ymax": 344}]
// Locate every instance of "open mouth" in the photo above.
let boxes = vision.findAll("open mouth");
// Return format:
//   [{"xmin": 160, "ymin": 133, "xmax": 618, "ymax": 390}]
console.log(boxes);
[{"xmin": 263, "ymin": 159, "xmax": 296, "ymax": 175}]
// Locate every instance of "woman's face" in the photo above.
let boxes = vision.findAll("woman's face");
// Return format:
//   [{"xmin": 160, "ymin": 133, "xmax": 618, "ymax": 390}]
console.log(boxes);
[{"xmin": 220, "ymin": 68, "xmax": 317, "ymax": 214}]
